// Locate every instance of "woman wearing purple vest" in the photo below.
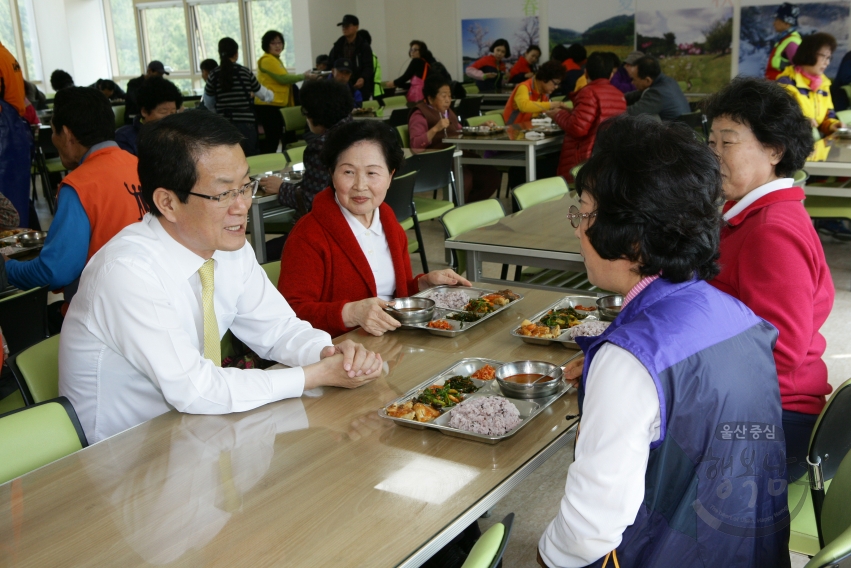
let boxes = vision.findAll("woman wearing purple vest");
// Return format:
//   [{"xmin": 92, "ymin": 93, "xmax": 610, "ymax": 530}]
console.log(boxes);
[{"xmin": 538, "ymin": 115, "xmax": 789, "ymax": 568}]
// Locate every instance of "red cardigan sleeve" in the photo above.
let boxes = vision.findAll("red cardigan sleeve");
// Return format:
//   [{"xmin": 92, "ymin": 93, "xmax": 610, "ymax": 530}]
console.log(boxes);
[{"xmin": 553, "ymin": 87, "xmax": 598, "ymax": 138}]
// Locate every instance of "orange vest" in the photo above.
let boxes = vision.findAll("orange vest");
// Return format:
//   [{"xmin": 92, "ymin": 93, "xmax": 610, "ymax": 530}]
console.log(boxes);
[
  {"xmin": 503, "ymin": 78, "xmax": 548, "ymax": 125},
  {"xmin": 60, "ymin": 146, "xmax": 147, "ymax": 261}
]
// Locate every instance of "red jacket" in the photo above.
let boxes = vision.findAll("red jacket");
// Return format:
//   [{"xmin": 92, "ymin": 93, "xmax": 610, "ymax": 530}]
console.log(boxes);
[
  {"xmin": 553, "ymin": 78, "xmax": 626, "ymax": 180},
  {"xmin": 710, "ymin": 187, "xmax": 834, "ymax": 414},
  {"xmin": 278, "ymin": 187, "xmax": 421, "ymax": 337}
]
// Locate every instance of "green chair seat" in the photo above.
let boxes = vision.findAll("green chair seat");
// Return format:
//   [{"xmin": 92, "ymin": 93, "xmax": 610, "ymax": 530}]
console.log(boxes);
[
  {"xmin": 461, "ymin": 512, "xmax": 513, "ymax": 568},
  {"xmin": 247, "ymin": 153, "xmax": 288, "ymax": 176},
  {"xmin": 512, "ymin": 177, "xmax": 568, "ymax": 211},
  {"xmin": 412, "ymin": 196, "xmax": 454, "ymax": 221},
  {"xmin": 463, "ymin": 84, "xmax": 480, "ymax": 94},
  {"xmin": 484, "ymin": 109, "xmax": 503, "ymax": 115},
  {"xmin": 440, "ymin": 199, "xmax": 505, "ymax": 275},
  {"xmin": 44, "ymin": 157, "xmax": 66, "ymax": 174},
  {"xmin": 284, "ymin": 145, "xmax": 306, "ymax": 163},
  {"xmin": 363, "ymin": 100, "xmax": 380, "ymax": 110},
  {"xmin": 466, "ymin": 114, "xmax": 506, "ymax": 128},
  {"xmin": 0, "ymin": 390, "xmax": 25, "ymax": 415},
  {"xmin": 804, "ymin": 195, "xmax": 851, "ymax": 220},
  {"xmin": 7, "ymin": 334, "xmax": 60, "ymax": 405},
  {"xmin": 261, "ymin": 260, "xmax": 281, "ymax": 284},
  {"xmin": 381, "ymin": 95, "xmax": 407, "ymax": 107}
]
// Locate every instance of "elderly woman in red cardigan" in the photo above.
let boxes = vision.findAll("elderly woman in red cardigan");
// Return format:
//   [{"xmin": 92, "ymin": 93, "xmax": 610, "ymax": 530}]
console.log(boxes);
[{"xmin": 279, "ymin": 120, "xmax": 470, "ymax": 337}]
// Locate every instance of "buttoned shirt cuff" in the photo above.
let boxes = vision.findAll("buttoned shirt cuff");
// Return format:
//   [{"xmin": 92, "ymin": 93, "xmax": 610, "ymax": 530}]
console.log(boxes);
[{"xmin": 269, "ymin": 366, "xmax": 307, "ymax": 400}]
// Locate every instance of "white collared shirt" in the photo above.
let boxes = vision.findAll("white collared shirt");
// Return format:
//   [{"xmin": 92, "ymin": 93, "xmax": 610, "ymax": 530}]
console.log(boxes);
[
  {"xmin": 722, "ymin": 178, "xmax": 794, "ymax": 222},
  {"xmin": 335, "ymin": 195, "xmax": 396, "ymax": 300},
  {"xmin": 59, "ymin": 214, "xmax": 332, "ymax": 443}
]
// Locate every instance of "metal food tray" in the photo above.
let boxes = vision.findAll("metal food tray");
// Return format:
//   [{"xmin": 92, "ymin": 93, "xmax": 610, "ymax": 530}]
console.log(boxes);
[
  {"xmin": 460, "ymin": 126, "xmax": 505, "ymax": 135},
  {"xmin": 398, "ymin": 286, "xmax": 524, "ymax": 337},
  {"xmin": 511, "ymin": 295, "xmax": 602, "ymax": 349},
  {"xmin": 530, "ymin": 125, "xmax": 562, "ymax": 135},
  {"xmin": 378, "ymin": 357, "xmax": 571, "ymax": 443}
]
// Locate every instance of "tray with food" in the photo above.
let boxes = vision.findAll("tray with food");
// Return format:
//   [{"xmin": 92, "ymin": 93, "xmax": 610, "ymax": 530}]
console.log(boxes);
[
  {"xmin": 460, "ymin": 125, "xmax": 506, "ymax": 135},
  {"xmin": 379, "ymin": 357, "xmax": 571, "ymax": 443},
  {"xmin": 529, "ymin": 125, "xmax": 563, "ymax": 135},
  {"xmin": 512, "ymin": 295, "xmax": 610, "ymax": 348},
  {"xmin": 397, "ymin": 287, "xmax": 523, "ymax": 337}
]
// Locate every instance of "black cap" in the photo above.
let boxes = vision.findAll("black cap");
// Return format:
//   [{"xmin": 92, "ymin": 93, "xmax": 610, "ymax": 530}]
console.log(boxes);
[
  {"xmin": 337, "ymin": 14, "xmax": 359, "ymax": 27},
  {"xmin": 148, "ymin": 60, "xmax": 169, "ymax": 75},
  {"xmin": 333, "ymin": 58, "xmax": 353, "ymax": 72}
]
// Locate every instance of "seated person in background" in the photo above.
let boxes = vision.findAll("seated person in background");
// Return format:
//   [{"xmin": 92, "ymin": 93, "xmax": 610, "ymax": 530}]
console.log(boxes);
[
  {"xmin": 465, "ymin": 38, "xmax": 510, "ymax": 92},
  {"xmin": 59, "ymin": 111, "xmax": 381, "ymax": 444},
  {"xmin": 409, "ymin": 74, "xmax": 501, "ymax": 202},
  {"xmin": 553, "ymin": 52, "xmax": 627, "ymax": 182},
  {"xmin": 778, "ymin": 32, "xmax": 845, "ymax": 136},
  {"xmin": 330, "ymin": 58, "xmax": 363, "ymax": 107},
  {"xmin": 554, "ymin": 43, "xmax": 586, "ymax": 94},
  {"xmin": 280, "ymin": 120, "xmax": 470, "ymax": 337},
  {"xmin": 609, "ymin": 51, "xmax": 637, "ymax": 94},
  {"xmin": 503, "ymin": 60, "xmax": 568, "ymax": 125},
  {"xmin": 260, "ymin": 80, "xmax": 354, "ymax": 214},
  {"xmin": 0, "ymin": 191, "xmax": 19, "ymax": 230},
  {"xmin": 538, "ymin": 115, "xmax": 789, "ymax": 568},
  {"xmin": 90, "ymin": 79, "xmax": 126, "ymax": 101},
  {"xmin": 115, "ymin": 76, "xmax": 183, "ymax": 155},
  {"xmin": 705, "ymin": 77, "xmax": 834, "ymax": 481},
  {"xmin": 831, "ymin": 49, "xmax": 851, "ymax": 111},
  {"xmin": 24, "ymin": 80, "xmax": 47, "ymax": 110},
  {"xmin": 508, "ymin": 45, "xmax": 541, "ymax": 84},
  {"xmin": 314, "ymin": 54, "xmax": 330, "ymax": 72},
  {"xmin": 50, "ymin": 69, "xmax": 75, "ymax": 91},
  {"xmin": 3, "ymin": 87, "xmax": 145, "ymax": 305},
  {"xmin": 384, "ymin": 40, "xmax": 437, "ymax": 94},
  {"xmin": 197, "ymin": 59, "xmax": 218, "ymax": 110},
  {"xmin": 126, "ymin": 60, "xmax": 169, "ymax": 124},
  {"xmin": 625, "ymin": 55, "xmax": 690, "ymax": 121}
]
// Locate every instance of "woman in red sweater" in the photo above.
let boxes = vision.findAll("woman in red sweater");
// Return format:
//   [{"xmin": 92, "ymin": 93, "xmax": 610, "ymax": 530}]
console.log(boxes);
[
  {"xmin": 279, "ymin": 120, "xmax": 469, "ymax": 337},
  {"xmin": 705, "ymin": 77, "xmax": 834, "ymax": 480}
]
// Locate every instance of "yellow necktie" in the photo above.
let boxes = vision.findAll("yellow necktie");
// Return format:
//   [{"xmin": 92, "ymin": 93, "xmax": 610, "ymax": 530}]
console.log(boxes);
[{"xmin": 198, "ymin": 259, "xmax": 221, "ymax": 366}]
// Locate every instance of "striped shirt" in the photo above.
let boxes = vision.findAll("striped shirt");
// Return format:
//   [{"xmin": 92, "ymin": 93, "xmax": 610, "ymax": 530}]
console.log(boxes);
[
  {"xmin": 623, "ymin": 275, "xmax": 660, "ymax": 308},
  {"xmin": 205, "ymin": 64, "xmax": 262, "ymax": 123}
]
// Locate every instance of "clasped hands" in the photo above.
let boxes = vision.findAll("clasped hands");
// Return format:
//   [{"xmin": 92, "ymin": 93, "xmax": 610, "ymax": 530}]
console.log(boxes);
[{"xmin": 303, "ymin": 339, "xmax": 383, "ymax": 390}]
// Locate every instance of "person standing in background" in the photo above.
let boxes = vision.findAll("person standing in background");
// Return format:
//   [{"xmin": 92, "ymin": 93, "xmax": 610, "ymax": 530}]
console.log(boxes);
[
  {"xmin": 328, "ymin": 15, "xmax": 374, "ymax": 103},
  {"xmin": 357, "ymin": 30, "xmax": 384, "ymax": 103},
  {"xmin": 0, "ymin": 40, "xmax": 32, "ymax": 228},
  {"xmin": 765, "ymin": 3, "xmax": 802, "ymax": 81}
]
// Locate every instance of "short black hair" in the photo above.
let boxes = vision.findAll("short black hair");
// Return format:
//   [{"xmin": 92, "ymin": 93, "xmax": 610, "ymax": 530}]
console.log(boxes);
[
  {"xmin": 536, "ymin": 60, "xmax": 566, "ymax": 83},
  {"xmin": 575, "ymin": 115, "xmax": 722, "ymax": 282},
  {"xmin": 50, "ymin": 69, "xmax": 74, "ymax": 91},
  {"xmin": 137, "ymin": 112, "xmax": 243, "ymax": 216},
  {"xmin": 550, "ymin": 44, "xmax": 569, "ymax": 63},
  {"xmin": 606, "ymin": 52, "xmax": 621, "ymax": 69},
  {"xmin": 200, "ymin": 58, "xmax": 218, "ymax": 73},
  {"xmin": 300, "ymin": 80, "xmax": 353, "ymax": 129},
  {"xmin": 703, "ymin": 76, "xmax": 813, "ymax": 177},
  {"xmin": 95, "ymin": 79, "xmax": 118, "ymax": 92},
  {"xmin": 793, "ymin": 33, "xmax": 837, "ymax": 66},
  {"xmin": 586, "ymin": 52, "xmax": 614, "ymax": 81},
  {"xmin": 320, "ymin": 120, "xmax": 405, "ymax": 176},
  {"xmin": 410, "ymin": 40, "xmax": 436, "ymax": 65},
  {"xmin": 526, "ymin": 45, "xmax": 541, "ymax": 55},
  {"xmin": 358, "ymin": 29, "xmax": 372, "ymax": 45},
  {"xmin": 490, "ymin": 38, "xmax": 511, "ymax": 58},
  {"xmin": 423, "ymin": 73, "xmax": 452, "ymax": 99},
  {"xmin": 52, "ymin": 87, "xmax": 114, "ymax": 147},
  {"xmin": 565, "ymin": 43, "xmax": 587, "ymax": 63},
  {"xmin": 635, "ymin": 55, "xmax": 661, "ymax": 81},
  {"xmin": 261, "ymin": 30, "xmax": 284, "ymax": 53},
  {"xmin": 315, "ymin": 54, "xmax": 330, "ymax": 68},
  {"xmin": 137, "ymin": 76, "xmax": 183, "ymax": 114}
]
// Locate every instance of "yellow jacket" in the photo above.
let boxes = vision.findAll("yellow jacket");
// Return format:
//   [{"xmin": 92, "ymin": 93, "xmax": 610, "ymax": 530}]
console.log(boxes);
[
  {"xmin": 256, "ymin": 53, "xmax": 302, "ymax": 107},
  {"xmin": 777, "ymin": 66, "xmax": 840, "ymax": 135}
]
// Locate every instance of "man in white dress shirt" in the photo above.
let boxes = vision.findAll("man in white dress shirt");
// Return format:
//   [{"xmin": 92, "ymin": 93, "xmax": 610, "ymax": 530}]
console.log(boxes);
[{"xmin": 59, "ymin": 111, "xmax": 382, "ymax": 444}]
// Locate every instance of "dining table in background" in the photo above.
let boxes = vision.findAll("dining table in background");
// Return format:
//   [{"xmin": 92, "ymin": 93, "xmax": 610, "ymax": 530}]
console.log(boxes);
[
  {"xmin": 478, "ymin": 92, "xmax": 511, "ymax": 112},
  {"xmin": 0, "ymin": 285, "xmax": 581, "ymax": 568},
  {"xmin": 804, "ymin": 135, "xmax": 851, "ymax": 198}
]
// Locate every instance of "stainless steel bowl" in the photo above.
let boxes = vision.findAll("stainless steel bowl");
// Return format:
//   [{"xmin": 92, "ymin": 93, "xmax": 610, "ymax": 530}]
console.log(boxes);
[
  {"xmin": 19, "ymin": 231, "xmax": 47, "ymax": 246},
  {"xmin": 495, "ymin": 360, "xmax": 563, "ymax": 399},
  {"xmin": 596, "ymin": 294, "xmax": 623, "ymax": 321},
  {"xmin": 385, "ymin": 297, "xmax": 435, "ymax": 324},
  {"xmin": 836, "ymin": 127, "xmax": 851, "ymax": 139}
]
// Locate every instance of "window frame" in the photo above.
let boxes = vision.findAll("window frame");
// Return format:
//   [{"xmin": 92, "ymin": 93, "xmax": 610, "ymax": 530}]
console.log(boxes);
[{"xmin": 2, "ymin": 0, "xmax": 42, "ymax": 87}]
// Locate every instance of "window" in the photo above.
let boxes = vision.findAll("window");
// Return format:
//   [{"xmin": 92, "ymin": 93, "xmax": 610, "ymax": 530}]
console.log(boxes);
[
  {"xmin": 16, "ymin": 0, "xmax": 41, "ymax": 81},
  {"xmin": 0, "ymin": 0, "xmax": 41, "ymax": 82},
  {"xmin": 141, "ymin": 4, "xmax": 191, "ymax": 72},
  {"xmin": 0, "ymin": 2, "xmax": 15, "ymax": 53},
  {"xmin": 107, "ymin": 0, "xmax": 141, "ymax": 77},
  {"xmin": 248, "ymin": 0, "xmax": 295, "ymax": 69},
  {"xmin": 192, "ymin": 2, "xmax": 243, "ymax": 66}
]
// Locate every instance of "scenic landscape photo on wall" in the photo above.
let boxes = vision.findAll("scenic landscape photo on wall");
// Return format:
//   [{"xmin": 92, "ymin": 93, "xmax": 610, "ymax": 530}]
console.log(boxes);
[
  {"xmin": 739, "ymin": 1, "xmax": 850, "ymax": 79},
  {"xmin": 461, "ymin": 16, "xmax": 540, "ymax": 77},
  {"xmin": 548, "ymin": 0, "xmax": 635, "ymax": 61},
  {"xmin": 636, "ymin": 5, "xmax": 733, "ymax": 95}
]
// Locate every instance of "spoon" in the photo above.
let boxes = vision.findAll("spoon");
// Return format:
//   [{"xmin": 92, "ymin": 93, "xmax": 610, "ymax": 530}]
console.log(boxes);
[{"xmin": 531, "ymin": 352, "xmax": 584, "ymax": 385}]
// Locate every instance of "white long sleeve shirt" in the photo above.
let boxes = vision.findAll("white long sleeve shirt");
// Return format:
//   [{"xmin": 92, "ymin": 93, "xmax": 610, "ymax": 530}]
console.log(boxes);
[
  {"xmin": 59, "ymin": 214, "xmax": 332, "ymax": 443},
  {"xmin": 539, "ymin": 343, "xmax": 661, "ymax": 567}
]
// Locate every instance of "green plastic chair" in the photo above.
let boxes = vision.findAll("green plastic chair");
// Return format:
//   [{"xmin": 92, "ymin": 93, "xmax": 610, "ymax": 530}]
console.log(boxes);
[
  {"xmin": 794, "ymin": 169, "xmax": 809, "ymax": 186},
  {"xmin": 0, "ymin": 397, "xmax": 88, "ymax": 485},
  {"xmin": 247, "ymin": 153, "xmax": 288, "ymax": 176},
  {"xmin": 804, "ymin": 196, "xmax": 851, "ymax": 224},
  {"xmin": 281, "ymin": 106, "xmax": 307, "ymax": 137},
  {"xmin": 261, "ymin": 260, "xmax": 281, "ymax": 285},
  {"xmin": 0, "ymin": 391, "xmax": 24, "ymax": 416},
  {"xmin": 113, "ymin": 105, "xmax": 125, "ymax": 129},
  {"xmin": 440, "ymin": 199, "xmax": 505, "ymax": 276},
  {"xmin": 460, "ymin": 513, "xmax": 513, "ymax": 568},
  {"xmin": 466, "ymin": 114, "xmax": 506, "ymax": 128},
  {"xmin": 805, "ymin": 450, "xmax": 851, "ymax": 567},
  {"xmin": 7, "ymin": 334, "xmax": 60, "ymax": 406},
  {"xmin": 182, "ymin": 99, "xmax": 198, "ymax": 109},
  {"xmin": 512, "ymin": 177, "xmax": 568, "ymax": 211},
  {"xmin": 836, "ymin": 109, "xmax": 851, "ymax": 125},
  {"xmin": 550, "ymin": 95, "xmax": 566, "ymax": 102},
  {"xmin": 463, "ymin": 84, "xmax": 480, "ymax": 94},
  {"xmin": 383, "ymin": 171, "xmax": 429, "ymax": 270},
  {"xmin": 381, "ymin": 95, "xmax": 407, "ymax": 107},
  {"xmin": 484, "ymin": 109, "xmax": 503, "ymax": 116},
  {"xmin": 396, "ymin": 124, "xmax": 410, "ymax": 148},
  {"xmin": 284, "ymin": 145, "xmax": 306, "ymax": 164},
  {"xmin": 405, "ymin": 146, "xmax": 457, "ymax": 219}
]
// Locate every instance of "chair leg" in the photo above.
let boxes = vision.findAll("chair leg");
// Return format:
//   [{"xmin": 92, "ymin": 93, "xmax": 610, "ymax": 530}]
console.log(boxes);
[
  {"xmin": 514, "ymin": 266, "xmax": 523, "ymax": 281},
  {"xmin": 500, "ymin": 264, "xmax": 508, "ymax": 280},
  {"xmin": 412, "ymin": 215, "xmax": 429, "ymax": 273}
]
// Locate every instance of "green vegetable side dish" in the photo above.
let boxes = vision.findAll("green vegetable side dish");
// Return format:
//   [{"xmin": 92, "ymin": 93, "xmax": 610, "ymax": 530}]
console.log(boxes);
[
  {"xmin": 539, "ymin": 306, "xmax": 588, "ymax": 328},
  {"xmin": 444, "ymin": 375, "xmax": 479, "ymax": 393},
  {"xmin": 415, "ymin": 376, "xmax": 480, "ymax": 409},
  {"xmin": 447, "ymin": 312, "xmax": 481, "ymax": 322},
  {"xmin": 465, "ymin": 298, "xmax": 495, "ymax": 314}
]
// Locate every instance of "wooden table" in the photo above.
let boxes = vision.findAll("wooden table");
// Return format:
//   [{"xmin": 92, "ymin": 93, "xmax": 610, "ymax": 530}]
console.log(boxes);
[
  {"xmin": 445, "ymin": 194, "xmax": 588, "ymax": 292},
  {"xmin": 444, "ymin": 122, "xmax": 564, "ymax": 206},
  {"xmin": 0, "ymin": 286, "xmax": 580, "ymax": 567},
  {"xmin": 805, "ymin": 135, "xmax": 851, "ymax": 198}
]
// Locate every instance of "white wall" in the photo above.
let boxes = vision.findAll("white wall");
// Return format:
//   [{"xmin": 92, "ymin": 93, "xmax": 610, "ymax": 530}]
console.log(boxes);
[
  {"xmin": 64, "ymin": 0, "xmax": 111, "ymax": 86},
  {"xmin": 383, "ymin": 0, "xmax": 459, "ymax": 81}
]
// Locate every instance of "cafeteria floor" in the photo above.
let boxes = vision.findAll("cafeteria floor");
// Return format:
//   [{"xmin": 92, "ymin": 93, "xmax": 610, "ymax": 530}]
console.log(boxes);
[{"xmin": 33, "ymin": 190, "xmax": 851, "ymax": 567}]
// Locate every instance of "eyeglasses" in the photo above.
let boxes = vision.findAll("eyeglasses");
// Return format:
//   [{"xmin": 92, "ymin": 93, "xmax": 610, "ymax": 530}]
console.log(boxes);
[
  {"xmin": 566, "ymin": 204, "xmax": 597, "ymax": 229},
  {"xmin": 187, "ymin": 179, "xmax": 259, "ymax": 208}
]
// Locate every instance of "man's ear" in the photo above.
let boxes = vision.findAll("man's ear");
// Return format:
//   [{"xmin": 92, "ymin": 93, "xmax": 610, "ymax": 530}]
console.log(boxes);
[{"xmin": 152, "ymin": 188, "xmax": 180, "ymax": 223}]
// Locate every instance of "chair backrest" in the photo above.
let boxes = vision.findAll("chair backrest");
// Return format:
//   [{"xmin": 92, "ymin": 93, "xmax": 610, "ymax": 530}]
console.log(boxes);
[
  {"xmin": 363, "ymin": 100, "xmax": 380, "ymax": 110},
  {"xmin": 0, "ymin": 287, "xmax": 49, "ymax": 356},
  {"xmin": 113, "ymin": 105, "xmax": 125, "ymax": 129},
  {"xmin": 512, "ymin": 177, "xmax": 568, "ymax": 210},
  {"xmin": 388, "ymin": 107, "xmax": 410, "ymax": 127},
  {"xmin": 463, "ymin": 84, "xmax": 480, "ymax": 94},
  {"xmin": 794, "ymin": 169, "xmax": 809, "ymax": 186},
  {"xmin": 456, "ymin": 96, "xmax": 483, "ymax": 123},
  {"xmin": 7, "ymin": 334, "xmax": 60, "ymax": 405},
  {"xmin": 460, "ymin": 513, "xmax": 514, "ymax": 568},
  {"xmin": 182, "ymin": 99, "xmax": 198, "ymax": 109},
  {"xmin": 246, "ymin": 153, "xmax": 288, "ymax": 176},
  {"xmin": 281, "ymin": 106, "xmax": 307, "ymax": 133},
  {"xmin": 440, "ymin": 199, "xmax": 505, "ymax": 275},
  {"xmin": 383, "ymin": 171, "xmax": 418, "ymax": 222},
  {"xmin": 284, "ymin": 145, "xmax": 306, "ymax": 164},
  {"xmin": 405, "ymin": 145, "xmax": 456, "ymax": 195},
  {"xmin": 836, "ymin": 109, "xmax": 851, "ymax": 125},
  {"xmin": 810, "ymin": 378, "xmax": 851, "ymax": 482},
  {"xmin": 0, "ymin": 397, "xmax": 87, "ymax": 485},
  {"xmin": 381, "ymin": 95, "xmax": 407, "ymax": 107},
  {"xmin": 260, "ymin": 260, "xmax": 281, "ymax": 285},
  {"xmin": 396, "ymin": 124, "xmax": 410, "ymax": 148},
  {"xmin": 806, "ymin": 452, "xmax": 851, "ymax": 567}
]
